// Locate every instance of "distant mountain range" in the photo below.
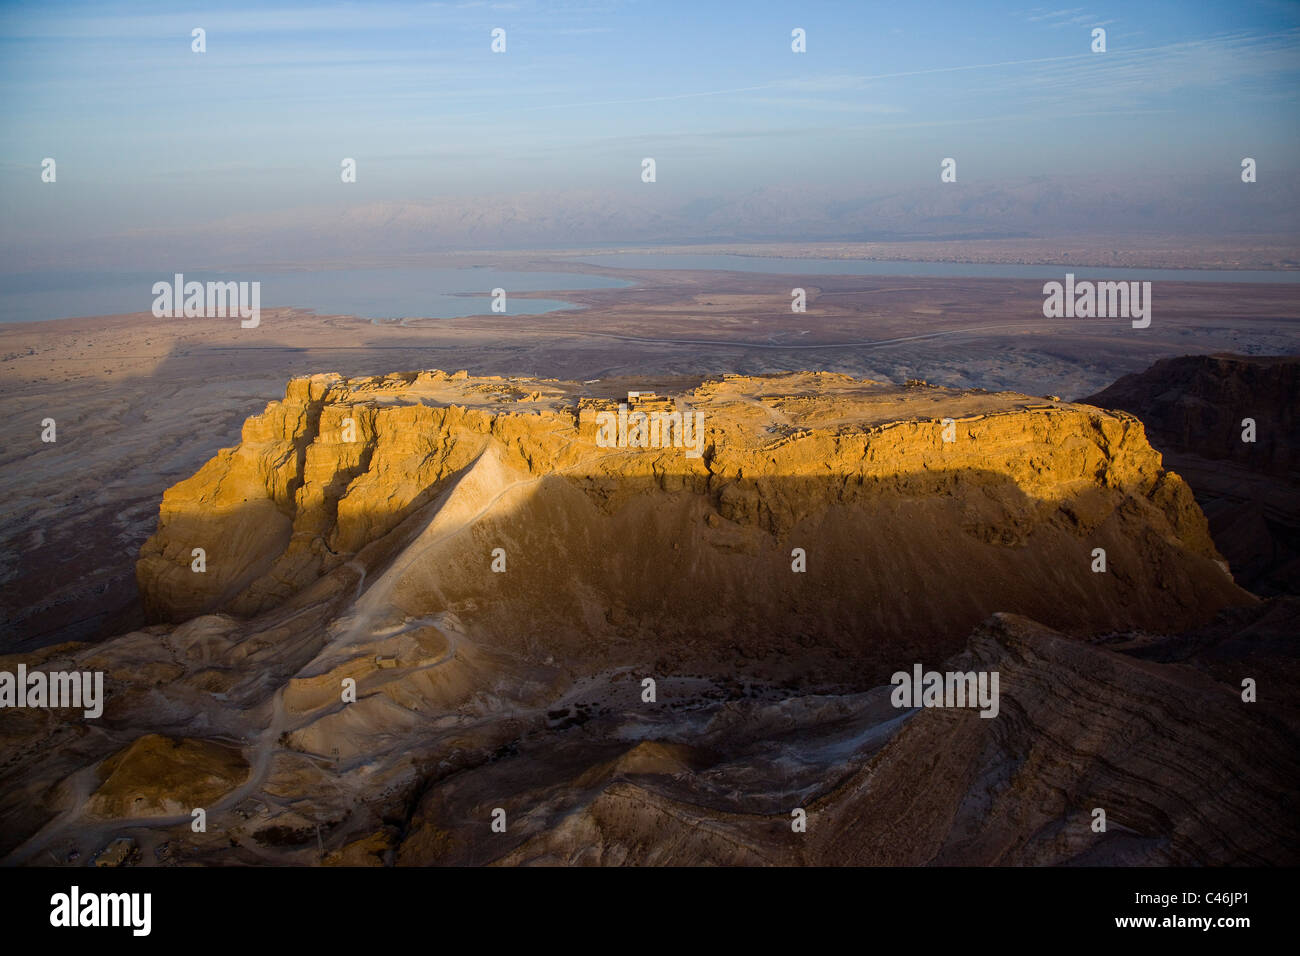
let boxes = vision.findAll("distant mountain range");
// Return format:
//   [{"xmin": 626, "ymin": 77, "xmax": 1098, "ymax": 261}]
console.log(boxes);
[{"xmin": 6, "ymin": 176, "xmax": 1298, "ymax": 271}]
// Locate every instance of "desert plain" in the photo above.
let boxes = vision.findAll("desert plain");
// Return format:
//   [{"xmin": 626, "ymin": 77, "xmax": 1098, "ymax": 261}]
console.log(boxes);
[{"xmin": 2, "ymin": 256, "xmax": 1296, "ymax": 653}]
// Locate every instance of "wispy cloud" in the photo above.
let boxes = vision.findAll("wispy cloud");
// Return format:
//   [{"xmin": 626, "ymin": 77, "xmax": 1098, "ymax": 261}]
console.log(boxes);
[{"xmin": 1026, "ymin": 7, "xmax": 1087, "ymax": 24}]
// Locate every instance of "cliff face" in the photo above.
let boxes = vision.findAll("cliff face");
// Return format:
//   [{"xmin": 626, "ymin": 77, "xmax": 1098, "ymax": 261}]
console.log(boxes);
[
  {"xmin": 1085, "ymin": 354, "xmax": 1300, "ymax": 595},
  {"xmin": 5, "ymin": 369, "xmax": 1283, "ymax": 868},
  {"xmin": 135, "ymin": 370, "xmax": 1242, "ymax": 686},
  {"xmin": 1085, "ymin": 354, "xmax": 1299, "ymax": 475}
]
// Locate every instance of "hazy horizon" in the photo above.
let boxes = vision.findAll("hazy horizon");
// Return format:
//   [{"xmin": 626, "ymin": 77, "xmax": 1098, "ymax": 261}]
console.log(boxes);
[{"xmin": 2, "ymin": 0, "xmax": 1298, "ymax": 271}]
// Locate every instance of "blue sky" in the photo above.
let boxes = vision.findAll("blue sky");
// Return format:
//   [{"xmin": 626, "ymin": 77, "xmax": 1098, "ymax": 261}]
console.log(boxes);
[{"xmin": 1, "ymin": 0, "xmax": 1297, "ymax": 261}]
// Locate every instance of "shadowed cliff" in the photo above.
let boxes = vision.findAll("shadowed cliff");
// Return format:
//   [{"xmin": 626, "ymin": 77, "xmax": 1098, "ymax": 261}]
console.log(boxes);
[
  {"xmin": 3, "ymin": 368, "xmax": 1288, "ymax": 867},
  {"xmin": 1086, "ymin": 353, "xmax": 1300, "ymax": 595}
]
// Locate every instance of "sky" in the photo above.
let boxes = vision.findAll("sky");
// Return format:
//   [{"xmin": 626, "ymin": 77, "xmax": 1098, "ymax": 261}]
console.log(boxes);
[{"xmin": 1, "ymin": 0, "xmax": 1298, "ymax": 266}]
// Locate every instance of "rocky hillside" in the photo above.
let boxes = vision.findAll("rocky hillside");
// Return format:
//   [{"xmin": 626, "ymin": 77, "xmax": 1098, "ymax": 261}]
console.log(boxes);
[
  {"xmin": 1086, "ymin": 354, "xmax": 1300, "ymax": 594},
  {"xmin": 3, "ymin": 369, "xmax": 1283, "ymax": 867},
  {"xmin": 1085, "ymin": 354, "xmax": 1298, "ymax": 475}
]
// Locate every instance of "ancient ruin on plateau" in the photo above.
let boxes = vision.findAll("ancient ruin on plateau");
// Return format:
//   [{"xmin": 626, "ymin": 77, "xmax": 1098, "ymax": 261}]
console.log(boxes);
[{"xmin": 4, "ymin": 367, "xmax": 1295, "ymax": 867}]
